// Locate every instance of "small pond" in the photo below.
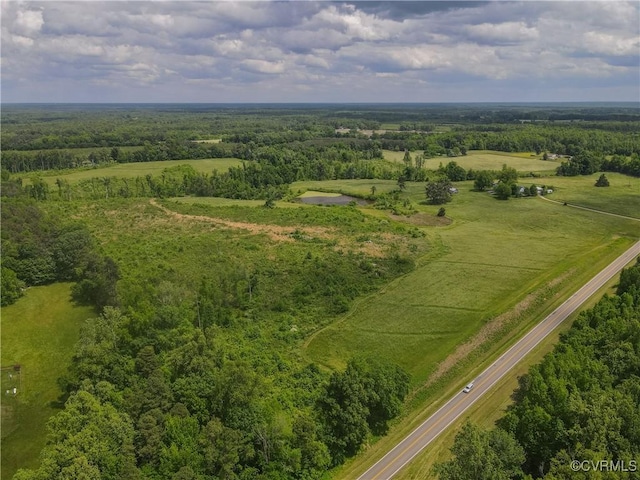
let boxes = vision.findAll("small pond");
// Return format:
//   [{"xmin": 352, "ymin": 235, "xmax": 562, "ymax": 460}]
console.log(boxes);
[{"xmin": 298, "ymin": 192, "xmax": 368, "ymax": 206}]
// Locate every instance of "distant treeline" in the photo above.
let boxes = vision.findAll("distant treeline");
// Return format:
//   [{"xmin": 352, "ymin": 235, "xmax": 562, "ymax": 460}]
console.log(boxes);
[{"xmin": 4, "ymin": 124, "xmax": 640, "ymax": 178}]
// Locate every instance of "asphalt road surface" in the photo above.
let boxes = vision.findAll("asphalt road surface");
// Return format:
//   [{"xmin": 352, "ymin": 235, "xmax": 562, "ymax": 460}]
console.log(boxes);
[{"xmin": 358, "ymin": 239, "xmax": 640, "ymax": 480}]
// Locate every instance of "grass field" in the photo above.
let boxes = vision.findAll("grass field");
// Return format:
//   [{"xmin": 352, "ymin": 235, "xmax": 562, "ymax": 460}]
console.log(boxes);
[
  {"xmin": 383, "ymin": 150, "xmax": 561, "ymax": 173},
  {"xmin": 292, "ymin": 179, "xmax": 398, "ymax": 197},
  {"xmin": 1, "ymin": 283, "xmax": 95, "ymax": 480},
  {"xmin": 26, "ymin": 158, "xmax": 243, "ymax": 185},
  {"xmin": 544, "ymin": 172, "xmax": 640, "ymax": 218},
  {"xmin": 389, "ymin": 268, "xmax": 626, "ymax": 480},
  {"xmin": 303, "ymin": 176, "xmax": 640, "ymax": 384},
  {"xmin": 318, "ymin": 175, "xmax": 640, "ymax": 479}
]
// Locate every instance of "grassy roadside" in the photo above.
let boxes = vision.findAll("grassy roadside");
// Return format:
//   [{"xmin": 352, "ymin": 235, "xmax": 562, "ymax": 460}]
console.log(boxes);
[
  {"xmin": 333, "ymin": 236, "xmax": 637, "ymax": 480},
  {"xmin": 0, "ymin": 283, "xmax": 95, "ymax": 480},
  {"xmin": 391, "ymin": 260, "xmax": 630, "ymax": 480}
]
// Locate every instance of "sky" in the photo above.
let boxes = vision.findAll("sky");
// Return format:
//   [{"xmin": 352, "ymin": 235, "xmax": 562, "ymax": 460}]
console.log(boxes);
[{"xmin": 1, "ymin": 1, "xmax": 639, "ymax": 103}]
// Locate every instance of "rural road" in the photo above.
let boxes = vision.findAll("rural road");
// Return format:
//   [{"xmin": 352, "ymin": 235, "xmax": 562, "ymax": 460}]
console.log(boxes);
[{"xmin": 357, "ymin": 239, "xmax": 640, "ymax": 480}]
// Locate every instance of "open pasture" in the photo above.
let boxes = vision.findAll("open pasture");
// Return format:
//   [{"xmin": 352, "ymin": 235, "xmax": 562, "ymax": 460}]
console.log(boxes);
[
  {"xmin": 545, "ymin": 172, "xmax": 640, "ymax": 219},
  {"xmin": 304, "ymin": 178, "xmax": 640, "ymax": 386},
  {"xmin": 442, "ymin": 150, "xmax": 561, "ymax": 172},
  {"xmin": 1, "ymin": 283, "xmax": 94, "ymax": 480},
  {"xmin": 383, "ymin": 149, "xmax": 560, "ymax": 173},
  {"xmin": 28, "ymin": 158, "xmax": 243, "ymax": 185},
  {"xmin": 292, "ymin": 179, "xmax": 398, "ymax": 197}
]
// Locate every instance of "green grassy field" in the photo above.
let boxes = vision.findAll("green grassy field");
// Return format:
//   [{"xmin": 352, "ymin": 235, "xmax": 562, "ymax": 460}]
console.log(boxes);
[
  {"xmin": 543, "ymin": 172, "xmax": 640, "ymax": 218},
  {"xmin": 298, "ymin": 190, "xmax": 343, "ymax": 198},
  {"xmin": 305, "ymin": 180, "xmax": 639, "ymax": 384},
  {"xmin": 1, "ymin": 283, "xmax": 95, "ymax": 480},
  {"xmin": 387, "ymin": 261, "xmax": 628, "ymax": 480},
  {"xmin": 312, "ymin": 176, "xmax": 638, "ymax": 479},
  {"xmin": 292, "ymin": 179, "xmax": 398, "ymax": 197},
  {"xmin": 26, "ymin": 158, "xmax": 243, "ymax": 185},
  {"xmin": 383, "ymin": 150, "xmax": 561, "ymax": 173}
]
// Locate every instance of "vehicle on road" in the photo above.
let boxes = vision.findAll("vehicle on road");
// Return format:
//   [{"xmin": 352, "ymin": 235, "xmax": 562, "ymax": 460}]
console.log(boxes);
[{"xmin": 462, "ymin": 382, "xmax": 474, "ymax": 393}]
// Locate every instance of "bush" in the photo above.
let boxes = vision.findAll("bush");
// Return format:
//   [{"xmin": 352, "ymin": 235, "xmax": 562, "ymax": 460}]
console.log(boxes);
[{"xmin": 595, "ymin": 174, "xmax": 610, "ymax": 187}]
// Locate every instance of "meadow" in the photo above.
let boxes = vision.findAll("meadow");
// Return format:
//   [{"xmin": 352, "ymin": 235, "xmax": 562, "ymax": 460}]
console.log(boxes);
[
  {"xmin": 544, "ymin": 172, "xmax": 640, "ymax": 218},
  {"xmin": 24, "ymin": 158, "xmax": 243, "ymax": 185},
  {"xmin": 304, "ymin": 177, "xmax": 640, "ymax": 387},
  {"xmin": 383, "ymin": 149, "xmax": 562, "ymax": 173},
  {"xmin": 1, "ymin": 284, "xmax": 95, "ymax": 480}
]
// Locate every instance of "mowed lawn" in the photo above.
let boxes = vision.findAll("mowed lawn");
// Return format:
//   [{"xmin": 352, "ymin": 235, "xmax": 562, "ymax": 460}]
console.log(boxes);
[
  {"xmin": 29, "ymin": 158, "xmax": 243, "ymax": 185},
  {"xmin": 1, "ymin": 283, "xmax": 95, "ymax": 480},
  {"xmin": 383, "ymin": 149, "xmax": 561, "ymax": 172},
  {"xmin": 304, "ymin": 177, "xmax": 640, "ymax": 386}
]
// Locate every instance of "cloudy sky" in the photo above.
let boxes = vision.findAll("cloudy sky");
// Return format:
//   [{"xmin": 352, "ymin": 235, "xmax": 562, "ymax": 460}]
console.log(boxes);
[{"xmin": 1, "ymin": 1, "xmax": 638, "ymax": 103}]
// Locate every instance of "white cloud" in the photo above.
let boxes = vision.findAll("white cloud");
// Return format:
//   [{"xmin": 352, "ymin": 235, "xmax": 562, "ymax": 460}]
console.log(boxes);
[
  {"xmin": 14, "ymin": 8, "xmax": 44, "ymax": 36},
  {"xmin": 1, "ymin": 1, "xmax": 638, "ymax": 102},
  {"xmin": 241, "ymin": 59, "xmax": 285, "ymax": 74}
]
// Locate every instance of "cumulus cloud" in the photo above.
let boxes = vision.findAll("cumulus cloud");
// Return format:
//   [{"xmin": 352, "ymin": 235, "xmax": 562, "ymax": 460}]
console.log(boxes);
[{"xmin": 1, "ymin": 1, "xmax": 638, "ymax": 102}]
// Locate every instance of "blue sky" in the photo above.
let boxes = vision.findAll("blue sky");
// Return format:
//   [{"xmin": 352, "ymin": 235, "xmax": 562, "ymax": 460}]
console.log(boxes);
[{"xmin": 2, "ymin": 1, "xmax": 639, "ymax": 103}]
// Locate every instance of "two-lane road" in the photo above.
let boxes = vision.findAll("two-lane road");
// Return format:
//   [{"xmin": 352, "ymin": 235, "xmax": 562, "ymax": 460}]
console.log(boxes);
[{"xmin": 358, "ymin": 240, "xmax": 640, "ymax": 480}]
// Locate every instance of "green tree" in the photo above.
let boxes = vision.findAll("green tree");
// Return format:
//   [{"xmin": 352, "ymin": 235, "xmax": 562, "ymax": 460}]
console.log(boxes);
[
  {"xmin": 1, "ymin": 267, "xmax": 25, "ymax": 306},
  {"xmin": 473, "ymin": 170, "xmax": 494, "ymax": 191},
  {"xmin": 443, "ymin": 161, "xmax": 466, "ymax": 182},
  {"xmin": 595, "ymin": 173, "xmax": 610, "ymax": 187},
  {"xmin": 497, "ymin": 164, "xmax": 518, "ymax": 185},
  {"xmin": 493, "ymin": 182, "xmax": 512, "ymax": 200},
  {"xmin": 14, "ymin": 390, "xmax": 139, "ymax": 480},
  {"xmin": 425, "ymin": 179, "xmax": 453, "ymax": 205},
  {"xmin": 317, "ymin": 357, "xmax": 409, "ymax": 464},
  {"xmin": 433, "ymin": 422, "xmax": 525, "ymax": 480},
  {"xmin": 529, "ymin": 184, "xmax": 538, "ymax": 196}
]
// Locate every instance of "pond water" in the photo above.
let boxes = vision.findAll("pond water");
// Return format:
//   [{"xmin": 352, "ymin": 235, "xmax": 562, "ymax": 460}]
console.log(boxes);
[{"xmin": 298, "ymin": 194, "xmax": 367, "ymax": 206}]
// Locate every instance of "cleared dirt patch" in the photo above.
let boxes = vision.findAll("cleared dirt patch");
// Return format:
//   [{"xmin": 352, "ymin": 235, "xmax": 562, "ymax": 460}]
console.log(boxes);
[{"xmin": 150, "ymin": 199, "xmax": 336, "ymax": 242}]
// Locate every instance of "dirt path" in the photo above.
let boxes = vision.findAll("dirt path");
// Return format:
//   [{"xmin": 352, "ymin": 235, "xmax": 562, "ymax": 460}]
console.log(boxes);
[{"xmin": 149, "ymin": 199, "xmax": 334, "ymax": 242}]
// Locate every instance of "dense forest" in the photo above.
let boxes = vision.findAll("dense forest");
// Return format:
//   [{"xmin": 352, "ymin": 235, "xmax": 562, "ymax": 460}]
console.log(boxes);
[
  {"xmin": 436, "ymin": 258, "xmax": 640, "ymax": 480},
  {"xmin": 2, "ymin": 104, "xmax": 639, "ymax": 177}
]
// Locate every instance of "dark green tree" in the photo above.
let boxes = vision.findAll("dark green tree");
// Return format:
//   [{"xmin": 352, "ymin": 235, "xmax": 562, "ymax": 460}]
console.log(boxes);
[
  {"xmin": 425, "ymin": 179, "xmax": 453, "ymax": 205},
  {"xmin": 13, "ymin": 390, "xmax": 139, "ymax": 480},
  {"xmin": 474, "ymin": 170, "xmax": 494, "ymax": 191},
  {"xmin": 493, "ymin": 182, "xmax": 512, "ymax": 200},
  {"xmin": 0, "ymin": 267, "xmax": 25, "ymax": 306},
  {"xmin": 595, "ymin": 173, "xmax": 610, "ymax": 187},
  {"xmin": 433, "ymin": 422, "xmax": 525, "ymax": 480}
]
